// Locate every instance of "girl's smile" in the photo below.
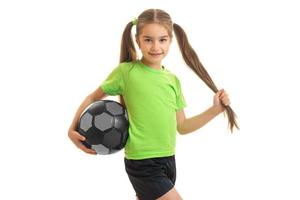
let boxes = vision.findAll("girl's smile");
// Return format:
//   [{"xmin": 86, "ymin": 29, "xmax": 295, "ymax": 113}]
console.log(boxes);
[{"xmin": 149, "ymin": 52, "xmax": 163, "ymax": 57}]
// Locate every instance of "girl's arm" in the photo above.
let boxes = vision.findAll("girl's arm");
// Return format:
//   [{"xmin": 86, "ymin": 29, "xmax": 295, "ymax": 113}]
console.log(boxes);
[
  {"xmin": 176, "ymin": 106, "xmax": 222, "ymax": 135},
  {"xmin": 176, "ymin": 89, "xmax": 230, "ymax": 135},
  {"xmin": 68, "ymin": 87, "xmax": 107, "ymax": 154}
]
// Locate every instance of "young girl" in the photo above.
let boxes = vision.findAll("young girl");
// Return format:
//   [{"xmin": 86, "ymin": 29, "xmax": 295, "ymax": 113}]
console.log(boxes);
[{"xmin": 68, "ymin": 8, "xmax": 238, "ymax": 200}]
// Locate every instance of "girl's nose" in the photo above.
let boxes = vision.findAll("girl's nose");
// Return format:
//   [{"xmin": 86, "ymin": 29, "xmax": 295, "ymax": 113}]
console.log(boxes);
[{"xmin": 151, "ymin": 41, "xmax": 160, "ymax": 51}]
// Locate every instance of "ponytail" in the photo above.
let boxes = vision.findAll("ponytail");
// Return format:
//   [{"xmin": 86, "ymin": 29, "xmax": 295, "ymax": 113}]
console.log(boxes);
[
  {"xmin": 120, "ymin": 22, "xmax": 137, "ymax": 63},
  {"xmin": 173, "ymin": 23, "xmax": 239, "ymax": 132}
]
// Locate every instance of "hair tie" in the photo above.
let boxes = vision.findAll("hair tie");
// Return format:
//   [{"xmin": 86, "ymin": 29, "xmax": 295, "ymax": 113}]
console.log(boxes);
[{"xmin": 132, "ymin": 18, "xmax": 138, "ymax": 25}]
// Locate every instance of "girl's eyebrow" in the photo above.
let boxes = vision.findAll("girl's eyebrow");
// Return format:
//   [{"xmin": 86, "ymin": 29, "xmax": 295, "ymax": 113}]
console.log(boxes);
[{"xmin": 142, "ymin": 35, "xmax": 169, "ymax": 39}]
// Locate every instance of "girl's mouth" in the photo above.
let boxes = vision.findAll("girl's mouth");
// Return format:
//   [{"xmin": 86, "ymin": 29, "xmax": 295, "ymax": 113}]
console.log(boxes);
[{"xmin": 149, "ymin": 53, "xmax": 163, "ymax": 56}]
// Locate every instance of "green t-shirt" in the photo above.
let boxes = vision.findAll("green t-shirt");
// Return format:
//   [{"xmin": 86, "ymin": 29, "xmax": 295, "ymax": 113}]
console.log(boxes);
[{"xmin": 100, "ymin": 60, "xmax": 187, "ymax": 159}]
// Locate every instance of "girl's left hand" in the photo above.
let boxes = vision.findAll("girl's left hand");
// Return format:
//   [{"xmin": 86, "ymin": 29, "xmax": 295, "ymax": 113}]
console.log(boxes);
[{"xmin": 213, "ymin": 89, "xmax": 231, "ymax": 113}]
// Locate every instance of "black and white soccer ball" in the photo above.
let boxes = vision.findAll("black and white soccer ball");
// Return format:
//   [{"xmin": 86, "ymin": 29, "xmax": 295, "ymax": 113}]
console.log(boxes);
[{"xmin": 77, "ymin": 100, "xmax": 129, "ymax": 155}]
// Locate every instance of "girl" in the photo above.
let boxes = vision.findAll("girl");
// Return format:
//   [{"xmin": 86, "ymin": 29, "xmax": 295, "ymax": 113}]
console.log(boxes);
[{"xmin": 68, "ymin": 8, "xmax": 238, "ymax": 200}]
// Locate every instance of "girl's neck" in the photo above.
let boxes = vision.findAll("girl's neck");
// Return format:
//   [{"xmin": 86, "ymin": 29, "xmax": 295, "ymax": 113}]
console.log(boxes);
[{"xmin": 141, "ymin": 57, "xmax": 162, "ymax": 70}]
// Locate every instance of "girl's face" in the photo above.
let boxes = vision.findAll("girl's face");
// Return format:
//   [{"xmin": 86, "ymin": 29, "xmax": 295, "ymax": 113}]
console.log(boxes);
[{"xmin": 136, "ymin": 23, "xmax": 171, "ymax": 68}]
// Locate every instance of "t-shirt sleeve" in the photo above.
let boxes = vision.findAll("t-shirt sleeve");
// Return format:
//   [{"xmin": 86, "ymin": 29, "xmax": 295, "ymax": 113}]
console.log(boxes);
[
  {"xmin": 100, "ymin": 64, "xmax": 124, "ymax": 95},
  {"xmin": 175, "ymin": 76, "xmax": 187, "ymax": 111}
]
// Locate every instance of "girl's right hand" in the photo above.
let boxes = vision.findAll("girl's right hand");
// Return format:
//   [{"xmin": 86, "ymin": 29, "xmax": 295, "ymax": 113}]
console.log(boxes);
[
  {"xmin": 213, "ymin": 88, "xmax": 230, "ymax": 114},
  {"xmin": 68, "ymin": 130, "xmax": 97, "ymax": 155}
]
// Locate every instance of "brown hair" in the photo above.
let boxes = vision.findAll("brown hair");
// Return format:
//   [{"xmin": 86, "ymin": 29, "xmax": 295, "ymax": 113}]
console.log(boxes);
[{"xmin": 119, "ymin": 9, "xmax": 239, "ymax": 132}]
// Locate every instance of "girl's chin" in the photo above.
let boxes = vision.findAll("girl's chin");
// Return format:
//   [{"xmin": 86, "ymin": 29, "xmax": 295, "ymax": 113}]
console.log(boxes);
[
  {"xmin": 148, "ymin": 54, "xmax": 164, "ymax": 60},
  {"xmin": 142, "ymin": 55, "xmax": 164, "ymax": 64}
]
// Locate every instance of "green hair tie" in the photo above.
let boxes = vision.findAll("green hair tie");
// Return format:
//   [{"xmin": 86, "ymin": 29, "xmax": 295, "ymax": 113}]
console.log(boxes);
[{"xmin": 132, "ymin": 18, "xmax": 138, "ymax": 25}]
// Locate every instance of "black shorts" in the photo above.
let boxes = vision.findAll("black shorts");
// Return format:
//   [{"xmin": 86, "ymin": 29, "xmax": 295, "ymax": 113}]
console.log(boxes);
[{"xmin": 124, "ymin": 155, "xmax": 176, "ymax": 200}]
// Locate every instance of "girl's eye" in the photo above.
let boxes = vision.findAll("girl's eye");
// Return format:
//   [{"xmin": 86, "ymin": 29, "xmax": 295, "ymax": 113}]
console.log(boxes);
[{"xmin": 143, "ymin": 38, "xmax": 168, "ymax": 43}]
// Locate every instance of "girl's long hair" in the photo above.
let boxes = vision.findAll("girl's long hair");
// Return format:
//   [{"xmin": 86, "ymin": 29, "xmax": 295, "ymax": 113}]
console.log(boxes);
[{"xmin": 119, "ymin": 9, "xmax": 239, "ymax": 132}]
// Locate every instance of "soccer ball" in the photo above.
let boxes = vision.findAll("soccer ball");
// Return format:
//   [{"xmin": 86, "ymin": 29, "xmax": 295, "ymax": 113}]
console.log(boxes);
[{"xmin": 77, "ymin": 100, "xmax": 129, "ymax": 155}]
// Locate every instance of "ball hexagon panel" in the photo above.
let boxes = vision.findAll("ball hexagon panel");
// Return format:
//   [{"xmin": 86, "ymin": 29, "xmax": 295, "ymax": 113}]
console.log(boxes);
[
  {"xmin": 102, "ymin": 129, "xmax": 122, "ymax": 148},
  {"xmin": 121, "ymin": 129, "xmax": 129, "ymax": 146},
  {"xmin": 106, "ymin": 102, "xmax": 124, "ymax": 115},
  {"xmin": 88, "ymin": 101, "xmax": 106, "ymax": 115},
  {"xmin": 80, "ymin": 112, "xmax": 93, "ymax": 132},
  {"xmin": 114, "ymin": 115, "xmax": 128, "ymax": 132},
  {"xmin": 94, "ymin": 112, "xmax": 114, "ymax": 131},
  {"xmin": 86, "ymin": 128, "xmax": 104, "ymax": 145},
  {"xmin": 92, "ymin": 144, "xmax": 110, "ymax": 155}
]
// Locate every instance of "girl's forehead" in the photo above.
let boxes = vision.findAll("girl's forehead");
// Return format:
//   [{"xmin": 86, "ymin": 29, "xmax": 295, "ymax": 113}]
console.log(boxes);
[{"xmin": 139, "ymin": 23, "xmax": 169, "ymax": 36}]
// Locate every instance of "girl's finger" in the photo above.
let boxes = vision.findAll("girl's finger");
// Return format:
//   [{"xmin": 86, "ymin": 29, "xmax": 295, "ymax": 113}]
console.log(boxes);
[
  {"xmin": 78, "ymin": 143, "xmax": 97, "ymax": 155},
  {"xmin": 215, "ymin": 91, "xmax": 221, "ymax": 97},
  {"xmin": 221, "ymin": 96, "xmax": 229, "ymax": 102},
  {"xmin": 84, "ymin": 148, "xmax": 97, "ymax": 155},
  {"xmin": 222, "ymin": 99, "xmax": 230, "ymax": 106},
  {"xmin": 221, "ymin": 93, "xmax": 230, "ymax": 101},
  {"xmin": 220, "ymin": 91, "xmax": 229, "ymax": 97},
  {"xmin": 215, "ymin": 90, "xmax": 223, "ymax": 98},
  {"xmin": 74, "ymin": 131, "xmax": 85, "ymax": 141}
]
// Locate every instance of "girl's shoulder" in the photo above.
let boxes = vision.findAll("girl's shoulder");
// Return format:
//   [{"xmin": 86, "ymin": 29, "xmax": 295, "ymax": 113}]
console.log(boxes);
[
  {"xmin": 118, "ymin": 61, "xmax": 136, "ymax": 70},
  {"xmin": 109, "ymin": 61, "xmax": 134, "ymax": 74}
]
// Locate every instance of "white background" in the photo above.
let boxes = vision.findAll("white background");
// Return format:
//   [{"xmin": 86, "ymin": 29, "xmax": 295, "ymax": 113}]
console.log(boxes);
[{"xmin": 1, "ymin": 0, "xmax": 299, "ymax": 199}]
